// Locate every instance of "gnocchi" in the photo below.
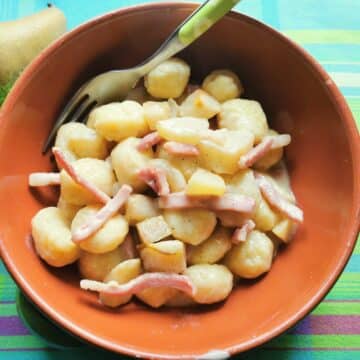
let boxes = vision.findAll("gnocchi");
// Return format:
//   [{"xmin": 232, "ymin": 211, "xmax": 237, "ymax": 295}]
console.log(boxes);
[
  {"xmin": 144, "ymin": 57, "xmax": 190, "ymax": 98},
  {"xmin": 29, "ymin": 57, "xmax": 302, "ymax": 309},
  {"xmin": 202, "ymin": 69, "xmax": 243, "ymax": 102}
]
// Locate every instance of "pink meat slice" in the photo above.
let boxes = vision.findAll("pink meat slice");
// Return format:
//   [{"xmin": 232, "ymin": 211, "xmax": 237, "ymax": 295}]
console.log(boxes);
[
  {"xmin": 163, "ymin": 141, "xmax": 200, "ymax": 156},
  {"xmin": 80, "ymin": 273, "xmax": 195, "ymax": 297},
  {"xmin": 53, "ymin": 147, "xmax": 110, "ymax": 204},
  {"xmin": 232, "ymin": 219, "xmax": 256, "ymax": 244},
  {"xmin": 72, "ymin": 184, "xmax": 133, "ymax": 243},
  {"xmin": 122, "ymin": 233, "xmax": 137, "ymax": 259},
  {"xmin": 238, "ymin": 134, "xmax": 291, "ymax": 169},
  {"xmin": 255, "ymin": 173, "xmax": 303, "ymax": 223},
  {"xmin": 238, "ymin": 137, "xmax": 273, "ymax": 169},
  {"xmin": 158, "ymin": 192, "xmax": 255, "ymax": 214},
  {"xmin": 137, "ymin": 132, "xmax": 162, "ymax": 151},
  {"xmin": 138, "ymin": 167, "xmax": 170, "ymax": 196},
  {"xmin": 28, "ymin": 172, "xmax": 61, "ymax": 186}
]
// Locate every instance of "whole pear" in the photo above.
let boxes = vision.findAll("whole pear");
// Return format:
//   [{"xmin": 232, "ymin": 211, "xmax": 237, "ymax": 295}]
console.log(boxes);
[{"xmin": 0, "ymin": 6, "xmax": 66, "ymax": 85}]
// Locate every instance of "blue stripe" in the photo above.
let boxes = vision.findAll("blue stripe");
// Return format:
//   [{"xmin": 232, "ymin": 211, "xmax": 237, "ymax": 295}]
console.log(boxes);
[
  {"xmin": 304, "ymin": 45, "xmax": 360, "ymax": 62},
  {"xmin": 344, "ymin": 255, "xmax": 360, "ymax": 272},
  {"xmin": 261, "ymin": 0, "xmax": 280, "ymax": 29},
  {"xmin": 322, "ymin": 64, "xmax": 360, "ymax": 73}
]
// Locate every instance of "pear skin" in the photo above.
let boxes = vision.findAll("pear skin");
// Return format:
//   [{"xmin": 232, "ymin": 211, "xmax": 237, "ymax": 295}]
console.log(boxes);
[{"xmin": 0, "ymin": 6, "xmax": 66, "ymax": 85}]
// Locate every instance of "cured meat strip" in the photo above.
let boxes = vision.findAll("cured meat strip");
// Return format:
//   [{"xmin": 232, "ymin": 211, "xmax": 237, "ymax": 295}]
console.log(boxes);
[
  {"xmin": 232, "ymin": 220, "xmax": 255, "ymax": 244},
  {"xmin": 137, "ymin": 132, "xmax": 162, "ymax": 151},
  {"xmin": 72, "ymin": 185, "xmax": 132, "ymax": 243},
  {"xmin": 163, "ymin": 141, "xmax": 200, "ymax": 156},
  {"xmin": 255, "ymin": 172, "xmax": 303, "ymax": 223},
  {"xmin": 80, "ymin": 273, "xmax": 195, "ymax": 297},
  {"xmin": 29, "ymin": 172, "xmax": 61, "ymax": 186},
  {"xmin": 138, "ymin": 167, "xmax": 170, "ymax": 196},
  {"xmin": 158, "ymin": 192, "xmax": 255, "ymax": 214},
  {"xmin": 53, "ymin": 147, "xmax": 110, "ymax": 204}
]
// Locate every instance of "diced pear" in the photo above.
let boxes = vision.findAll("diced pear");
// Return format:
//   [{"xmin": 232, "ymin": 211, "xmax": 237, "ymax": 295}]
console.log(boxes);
[{"xmin": 186, "ymin": 168, "xmax": 226, "ymax": 196}]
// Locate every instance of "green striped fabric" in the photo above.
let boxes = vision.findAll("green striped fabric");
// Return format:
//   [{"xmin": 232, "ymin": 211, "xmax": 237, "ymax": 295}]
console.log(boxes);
[{"xmin": 0, "ymin": 1, "xmax": 359, "ymax": 359}]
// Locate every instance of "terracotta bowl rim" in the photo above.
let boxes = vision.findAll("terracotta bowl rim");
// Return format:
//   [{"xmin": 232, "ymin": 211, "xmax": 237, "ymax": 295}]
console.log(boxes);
[{"xmin": 0, "ymin": 2, "xmax": 359, "ymax": 359}]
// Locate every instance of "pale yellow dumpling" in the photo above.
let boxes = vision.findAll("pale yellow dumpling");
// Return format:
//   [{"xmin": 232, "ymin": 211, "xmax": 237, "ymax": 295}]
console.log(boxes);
[
  {"xmin": 71, "ymin": 205, "xmax": 129, "ymax": 254},
  {"xmin": 179, "ymin": 89, "xmax": 221, "ymax": 119},
  {"xmin": 137, "ymin": 287, "xmax": 177, "ymax": 308},
  {"xmin": 100, "ymin": 259, "xmax": 142, "ymax": 307},
  {"xmin": 202, "ymin": 69, "xmax": 243, "ymax": 102},
  {"xmin": 125, "ymin": 194, "xmax": 160, "ymax": 225},
  {"xmin": 198, "ymin": 129, "xmax": 254, "ymax": 174},
  {"xmin": 55, "ymin": 122, "xmax": 108, "ymax": 161},
  {"xmin": 140, "ymin": 240, "xmax": 186, "ymax": 273},
  {"xmin": 111, "ymin": 137, "xmax": 154, "ymax": 192},
  {"xmin": 224, "ymin": 230, "xmax": 274, "ymax": 278},
  {"xmin": 93, "ymin": 101, "xmax": 149, "ymax": 141},
  {"xmin": 218, "ymin": 99, "xmax": 268, "ymax": 143},
  {"xmin": 144, "ymin": 57, "xmax": 190, "ymax": 98},
  {"xmin": 163, "ymin": 209, "xmax": 216, "ymax": 245},
  {"xmin": 187, "ymin": 227, "xmax": 232, "ymax": 265},
  {"xmin": 143, "ymin": 101, "xmax": 172, "ymax": 130},
  {"xmin": 78, "ymin": 246, "xmax": 129, "ymax": 281},
  {"xmin": 184, "ymin": 264, "xmax": 233, "ymax": 304},
  {"xmin": 57, "ymin": 197, "xmax": 82, "ymax": 222},
  {"xmin": 60, "ymin": 158, "xmax": 115, "ymax": 206},
  {"xmin": 186, "ymin": 168, "xmax": 226, "ymax": 196},
  {"xmin": 31, "ymin": 207, "xmax": 79, "ymax": 267}
]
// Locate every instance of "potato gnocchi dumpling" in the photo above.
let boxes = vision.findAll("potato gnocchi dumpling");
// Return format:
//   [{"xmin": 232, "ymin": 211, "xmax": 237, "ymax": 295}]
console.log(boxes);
[
  {"xmin": 198, "ymin": 129, "xmax": 254, "ymax": 174},
  {"xmin": 111, "ymin": 137, "xmax": 153, "ymax": 192},
  {"xmin": 179, "ymin": 89, "xmax": 221, "ymax": 119},
  {"xmin": 143, "ymin": 101, "xmax": 172, "ymax": 130},
  {"xmin": 78, "ymin": 246, "xmax": 129, "ymax": 281},
  {"xmin": 55, "ymin": 122, "xmax": 108, "ymax": 161},
  {"xmin": 93, "ymin": 101, "xmax": 149, "ymax": 141},
  {"xmin": 31, "ymin": 207, "xmax": 80, "ymax": 267},
  {"xmin": 224, "ymin": 230, "xmax": 274, "ymax": 278},
  {"xmin": 202, "ymin": 69, "xmax": 243, "ymax": 102},
  {"xmin": 125, "ymin": 194, "xmax": 159, "ymax": 225},
  {"xmin": 100, "ymin": 259, "xmax": 142, "ymax": 307},
  {"xmin": 71, "ymin": 205, "xmax": 129, "ymax": 254},
  {"xmin": 187, "ymin": 227, "xmax": 232, "ymax": 265},
  {"xmin": 29, "ymin": 57, "xmax": 301, "ymax": 309},
  {"xmin": 60, "ymin": 158, "xmax": 115, "ymax": 206},
  {"xmin": 144, "ymin": 57, "xmax": 190, "ymax": 98},
  {"xmin": 140, "ymin": 240, "xmax": 186, "ymax": 273},
  {"xmin": 185, "ymin": 264, "xmax": 233, "ymax": 304},
  {"xmin": 218, "ymin": 99, "xmax": 268, "ymax": 143},
  {"xmin": 163, "ymin": 209, "xmax": 216, "ymax": 245}
]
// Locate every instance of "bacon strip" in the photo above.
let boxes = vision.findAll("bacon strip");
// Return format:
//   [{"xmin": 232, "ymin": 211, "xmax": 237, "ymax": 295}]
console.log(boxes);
[
  {"xmin": 158, "ymin": 192, "xmax": 255, "ymax": 214},
  {"xmin": 138, "ymin": 167, "xmax": 170, "ymax": 196},
  {"xmin": 29, "ymin": 172, "xmax": 61, "ymax": 186},
  {"xmin": 80, "ymin": 273, "xmax": 195, "ymax": 297},
  {"xmin": 232, "ymin": 220, "xmax": 255, "ymax": 244},
  {"xmin": 53, "ymin": 147, "xmax": 110, "ymax": 204},
  {"xmin": 163, "ymin": 141, "xmax": 200, "ymax": 156},
  {"xmin": 255, "ymin": 173, "xmax": 303, "ymax": 223},
  {"xmin": 122, "ymin": 234, "xmax": 136, "ymax": 259},
  {"xmin": 137, "ymin": 132, "xmax": 162, "ymax": 151},
  {"xmin": 238, "ymin": 134, "xmax": 291, "ymax": 169},
  {"xmin": 72, "ymin": 185, "xmax": 133, "ymax": 243},
  {"xmin": 238, "ymin": 137, "xmax": 273, "ymax": 169}
]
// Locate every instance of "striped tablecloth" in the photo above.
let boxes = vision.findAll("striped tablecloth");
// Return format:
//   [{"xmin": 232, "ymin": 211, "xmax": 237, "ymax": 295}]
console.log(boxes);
[{"xmin": 0, "ymin": 1, "xmax": 359, "ymax": 359}]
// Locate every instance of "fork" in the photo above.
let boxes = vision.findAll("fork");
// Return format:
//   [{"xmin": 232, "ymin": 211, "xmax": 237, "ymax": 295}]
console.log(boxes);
[{"xmin": 43, "ymin": 0, "xmax": 241, "ymax": 153}]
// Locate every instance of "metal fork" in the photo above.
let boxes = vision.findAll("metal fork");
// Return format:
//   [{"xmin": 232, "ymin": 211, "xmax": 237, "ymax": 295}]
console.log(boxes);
[{"xmin": 43, "ymin": 0, "xmax": 241, "ymax": 153}]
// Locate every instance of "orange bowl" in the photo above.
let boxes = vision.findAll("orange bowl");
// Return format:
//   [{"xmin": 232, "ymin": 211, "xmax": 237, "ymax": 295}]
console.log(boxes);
[{"xmin": 0, "ymin": 3, "xmax": 359, "ymax": 359}]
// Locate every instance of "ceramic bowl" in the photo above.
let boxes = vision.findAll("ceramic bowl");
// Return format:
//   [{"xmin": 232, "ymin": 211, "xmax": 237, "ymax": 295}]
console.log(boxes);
[{"xmin": 0, "ymin": 3, "xmax": 359, "ymax": 359}]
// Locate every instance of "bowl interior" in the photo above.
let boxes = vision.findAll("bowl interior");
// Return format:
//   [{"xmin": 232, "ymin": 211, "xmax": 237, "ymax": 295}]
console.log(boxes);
[{"xmin": 0, "ymin": 3, "xmax": 358, "ymax": 359}]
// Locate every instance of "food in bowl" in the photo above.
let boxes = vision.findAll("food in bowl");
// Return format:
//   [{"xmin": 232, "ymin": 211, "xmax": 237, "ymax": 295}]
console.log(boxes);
[{"xmin": 28, "ymin": 57, "xmax": 303, "ymax": 308}]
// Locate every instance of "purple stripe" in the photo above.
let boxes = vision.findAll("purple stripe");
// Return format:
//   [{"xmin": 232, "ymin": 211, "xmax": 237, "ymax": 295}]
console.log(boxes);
[
  {"xmin": 0, "ymin": 316, "xmax": 30, "ymax": 336},
  {"xmin": 0, "ymin": 300, "xmax": 16, "ymax": 304},
  {"xmin": 291, "ymin": 315, "xmax": 360, "ymax": 335}
]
